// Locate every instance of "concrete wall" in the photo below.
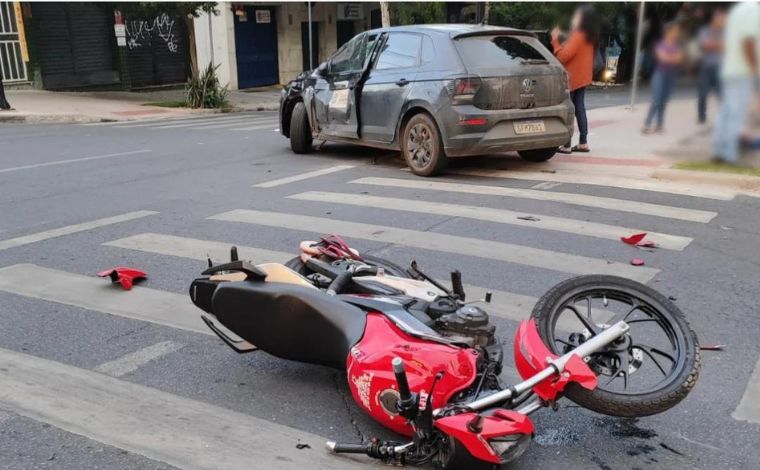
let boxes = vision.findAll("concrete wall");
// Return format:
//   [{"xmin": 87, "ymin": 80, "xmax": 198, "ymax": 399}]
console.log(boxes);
[{"xmin": 194, "ymin": 2, "xmax": 376, "ymax": 90}]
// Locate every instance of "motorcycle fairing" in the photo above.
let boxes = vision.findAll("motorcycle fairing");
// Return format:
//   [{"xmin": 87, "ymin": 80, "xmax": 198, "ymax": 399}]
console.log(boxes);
[
  {"xmin": 346, "ymin": 313, "xmax": 478, "ymax": 436},
  {"xmin": 513, "ymin": 319, "xmax": 597, "ymax": 401},
  {"xmin": 208, "ymin": 280, "xmax": 367, "ymax": 368},
  {"xmin": 434, "ymin": 410, "xmax": 534, "ymax": 464}
]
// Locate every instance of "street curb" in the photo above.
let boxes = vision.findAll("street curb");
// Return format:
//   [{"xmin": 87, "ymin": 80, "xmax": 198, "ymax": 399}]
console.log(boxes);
[
  {"xmin": 0, "ymin": 113, "xmax": 112, "ymax": 124},
  {"xmin": 652, "ymin": 168, "xmax": 760, "ymax": 193}
]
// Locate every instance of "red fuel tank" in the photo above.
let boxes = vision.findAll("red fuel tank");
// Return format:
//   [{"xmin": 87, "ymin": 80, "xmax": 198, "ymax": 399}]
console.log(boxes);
[{"xmin": 346, "ymin": 313, "xmax": 478, "ymax": 436}]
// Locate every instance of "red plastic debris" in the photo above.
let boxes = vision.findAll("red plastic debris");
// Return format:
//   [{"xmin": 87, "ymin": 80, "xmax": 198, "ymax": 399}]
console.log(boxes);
[
  {"xmin": 630, "ymin": 258, "xmax": 646, "ymax": 266},
  {"xmin": 97, "ymin": 267, "xmax": 147, "ymax": 290},
  {"xmin": 621, "ymin": 233, "xmax": 648, "ymax": 245}
]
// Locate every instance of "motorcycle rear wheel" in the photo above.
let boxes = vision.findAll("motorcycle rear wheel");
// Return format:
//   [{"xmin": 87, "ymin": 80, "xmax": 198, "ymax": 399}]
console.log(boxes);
[
  {"xmin": 531, "ymin": 275, "xmax": 700, "ymax": 418},
  {"xmin": 284, "ymin": 254, "xmax": 411, "ymax": 279}
]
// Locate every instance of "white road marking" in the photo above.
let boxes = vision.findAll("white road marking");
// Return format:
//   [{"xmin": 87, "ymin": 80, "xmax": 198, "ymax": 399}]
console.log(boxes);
[
  {"xmin": 0, "ymin": 264, "xmax": 210, "ymax": 335},
  {"xmin": 114, "ymin": 113, "xmax": 276, "ymax": 129},
  {"xmin": 104, "ymin": 232, "xmax": 537, "ymax": 323},
  {"xmin": 734, "ymin": 355, "xmax": 760, "ymax": 424},
  {"xmin": 208, "ymin": 210, "xmax": 659, "ymax": 282},
  {"xmin": 104, "ymin": 232, "xmax": 291, "ymax": 264},
  {"xmin": 0, "ymin": 211, "xmax": 158, "ymax": 251},
  {"xmin": 191, "ymin": 120, "xmax": 277, "ymax": 131},
  {"xmin": 352, "ymin": 177, "xmax": 717, "ymax": 223},
  {"xmin": 289, "ymin": 191, "xmax": 693, "ymax": 251},
  {"xmin": 458, "ymin": 168, "xmax": 736, "ymax": 201},
  {"xmin": 94, "ymin": 341, "xmax": 183, "ymax": 377},
  {"xmin": 229, "ymin": 123, "xmax": 280, "ymax": 131},
  {"xmin": 254, "ymin": 165, "xmax": 355, "ymax": 188},
  {"xmin": 532, "ymin": 181, "xmax": 563, "ymax": 190},
  {"xmin": 0, "ymin": 149, "xmax": 152, "ymax": 174},
  {"xmin": 150, "ymin": 116, "xmax": 268, "ymax": 129},
  {"xmin": 0, "ymin": 348, "xmax": 370, "ymax": 470}
]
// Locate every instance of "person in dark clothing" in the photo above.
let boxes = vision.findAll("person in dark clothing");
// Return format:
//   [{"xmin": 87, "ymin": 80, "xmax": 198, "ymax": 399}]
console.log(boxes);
[
  {"xmin": 643, "ymin": 22, "xmax": 684, "ymax": 134},
  {"xmin": 0, "ymin": 77, "xmax": 12, "ymax": 110}
]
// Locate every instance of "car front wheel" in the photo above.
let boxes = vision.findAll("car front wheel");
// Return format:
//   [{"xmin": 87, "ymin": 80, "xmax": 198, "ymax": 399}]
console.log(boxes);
[
  {"xmin": 289, "ymin": 101, "xmax": 313, "ymax": 154},
  {"xmin": 518, "ymin": 147, "xmax": 558, "ymax": 162},
  {"xmin": 401, "ymin": 113, "xmax": 446, "ymax": 176}
]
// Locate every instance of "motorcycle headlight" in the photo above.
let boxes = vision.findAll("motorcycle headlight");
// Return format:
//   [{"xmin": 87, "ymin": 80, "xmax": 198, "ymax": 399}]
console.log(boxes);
[{"xmin": 489, "ymin": 433, "xmax": 532, "ymax": 463}]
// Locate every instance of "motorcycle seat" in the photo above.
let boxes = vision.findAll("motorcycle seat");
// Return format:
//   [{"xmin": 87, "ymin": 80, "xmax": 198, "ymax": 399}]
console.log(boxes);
[{"xmin": 211, "ymin": 281, "xmax": 367, "ymax": 369}]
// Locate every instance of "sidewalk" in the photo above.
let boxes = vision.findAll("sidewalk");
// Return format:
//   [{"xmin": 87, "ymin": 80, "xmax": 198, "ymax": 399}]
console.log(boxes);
[{"xmin": 0, "ymin": 87, "xmax": 281, "ymax": 124}]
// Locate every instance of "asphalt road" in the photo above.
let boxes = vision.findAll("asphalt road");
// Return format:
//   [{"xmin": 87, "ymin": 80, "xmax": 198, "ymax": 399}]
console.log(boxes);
[{"xmin": 1, "ymin": 112, "xmax": 759, "ymax": 470}]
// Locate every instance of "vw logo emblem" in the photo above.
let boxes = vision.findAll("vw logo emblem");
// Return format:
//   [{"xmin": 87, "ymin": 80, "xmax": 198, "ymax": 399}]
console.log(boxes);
[{"xmin": 521, "ymin": 78, "xmax": 535, "ymax": 93}]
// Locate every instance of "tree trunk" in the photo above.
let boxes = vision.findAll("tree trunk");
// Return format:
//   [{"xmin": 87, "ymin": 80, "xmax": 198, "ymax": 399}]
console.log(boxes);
[
  {"xmin": 483, "ymin": 2, "xmax": 490, "ymax": 24},
  {"xmin": 380, "ymin": 2, "xmax": 390, "ymax": 27},
  {"xmin": 185, "ymin": 15, "xmax": 199, "ymax": 78}
]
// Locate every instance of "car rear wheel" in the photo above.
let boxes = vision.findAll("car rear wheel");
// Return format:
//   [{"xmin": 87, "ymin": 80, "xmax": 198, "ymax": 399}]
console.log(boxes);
[
  {"xmin": 401, "ymin": 113, "xmax": 446, "ymax": 176},
  {"xmin": 290, "ymin": 101, "xmax": 313, "ymax": 154},
  {"xmin": 518, "ymin": 147, "xmax": 558, "ymax": 162}
]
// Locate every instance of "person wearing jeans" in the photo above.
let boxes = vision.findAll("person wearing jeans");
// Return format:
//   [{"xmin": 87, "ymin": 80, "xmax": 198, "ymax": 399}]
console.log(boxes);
[
  {"xmin": 712, "ymin": 1, "xmax": 759, "ymax": 164},
  {"xmin": 696, "ymin": 9, "xmax": 726, "ymax": 124},
  {"xmin": 643, "ymin": 23, "xmax": 683, "ymax": 133},
  {"xmin": 551, "ymin": 5, "xmax": 598, "ymax": 153}
]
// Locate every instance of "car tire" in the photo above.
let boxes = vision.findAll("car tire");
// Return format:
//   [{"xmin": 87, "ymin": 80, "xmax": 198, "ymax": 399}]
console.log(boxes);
[
  {"xmin": 518, "ymin": 147, "xmax": 558, "ymax": 162},
  {"xmin": 290, "ymin": 101, "xmax": 313, "ymax": 154},
  {"xmin": 401, "ymin": 113, "xmax": 446, "ymax": 177}
]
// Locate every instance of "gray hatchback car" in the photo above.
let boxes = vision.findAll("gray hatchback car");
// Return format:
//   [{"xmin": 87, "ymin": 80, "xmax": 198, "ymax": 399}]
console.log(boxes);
[{"xmin": 279, "ymin": 24, "xmax": 574, "ymax": 176}]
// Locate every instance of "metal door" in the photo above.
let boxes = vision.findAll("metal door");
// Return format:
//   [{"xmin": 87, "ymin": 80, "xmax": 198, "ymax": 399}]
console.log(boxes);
[{"xmin": 234, "ymin": 6, "xmax": 279, "ymax": 89}]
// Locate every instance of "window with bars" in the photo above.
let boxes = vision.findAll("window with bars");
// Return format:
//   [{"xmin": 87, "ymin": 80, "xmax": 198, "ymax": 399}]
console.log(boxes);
[{"xmin": 0, "ymin": 1, "xmax": 27, "ymax": 82}]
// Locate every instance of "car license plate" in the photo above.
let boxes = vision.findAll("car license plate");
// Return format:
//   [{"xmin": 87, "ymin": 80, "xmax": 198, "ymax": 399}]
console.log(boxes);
[{"xmin": 513, "ymin": 120, "xmax": 546, "ymax": 135}]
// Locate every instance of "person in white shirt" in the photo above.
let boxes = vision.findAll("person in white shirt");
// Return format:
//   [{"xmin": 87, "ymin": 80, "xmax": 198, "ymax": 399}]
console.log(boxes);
[{"xmin": 712, "ymin": 1, "xmax": 759, "ymax": 164}]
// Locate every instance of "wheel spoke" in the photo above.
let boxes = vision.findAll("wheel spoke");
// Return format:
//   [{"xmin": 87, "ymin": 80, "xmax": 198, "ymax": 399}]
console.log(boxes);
[
  {"xmin": 636, "ymin": 344, "xmax": 674, "ymax": 376},
  {"xmin": 603, "ymin": 354, "xmax": 630, "ymax": 389},
  {"xmin": 566, "ymin": 305, "xmax": 599, "ymax": 334}
]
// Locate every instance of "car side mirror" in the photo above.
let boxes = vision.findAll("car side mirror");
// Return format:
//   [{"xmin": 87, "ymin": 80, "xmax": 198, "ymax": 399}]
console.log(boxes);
[{"xmin": 317, "ymin": 61, "xmax": 328, "ymax": 77}]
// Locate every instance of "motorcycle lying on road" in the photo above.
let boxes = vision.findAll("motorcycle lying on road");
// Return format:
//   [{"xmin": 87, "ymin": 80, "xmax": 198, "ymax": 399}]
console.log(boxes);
[{"xmin": 189, "ymin": 237, "xmax": 700, "ymax": 469}]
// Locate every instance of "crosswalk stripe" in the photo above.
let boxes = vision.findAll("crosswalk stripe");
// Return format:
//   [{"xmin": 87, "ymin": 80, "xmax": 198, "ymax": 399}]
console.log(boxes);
[
  {"xmin": 289, "ymin": 191, "xmax": 693, "ymax": 251},
  {"xmin": 255, "ymin": 165, "xmax": 355, "ymax": 188},
  {"xmin": 208, "ymin": 210, "xmax": 659, "ymax": 282},
  {"xmin": 230, "ymin": 123, "xmax": 280, "ymax": 131},
  {"xmin": 103, "ymin": 232, "xmax": 292, "ymax": 264},
  {"xmin": 351, "ymin": 177, "xmax": 717, "ymax": 223},
  {"xmin": 102, "ymin": 233, "xmax": 537, "ymax": 324},
  {"xmin": 0, "ymin": 264, "xmax": 210, "ymax": 335},
  {"xmin": 456, "ymin": 168, "xmax": 736, "ymax": 201},
  {"xmin": 150, "ymin": 116, "xmax": 272, "ymax": 130},
  {"xmin": 94, "ymin": 341, "xmax": 184, "ymax": 377},
  {"xmin": 0, "ymin": 347, "xmax": 370, "ymax": 469},
  {"xmin": 115, "ymin": 113, "xmax": 275, "ymax": 129},
  {"xmin": 733, "ymin": 355, "xmax": 760, "ymax": 424},
  {"xmin": 0, "ymin": 211, "xmax": 158, "ymax": 251},
  {"xmin": 190, "ymin": 120, "xmax": 277, "ymax": 131}
]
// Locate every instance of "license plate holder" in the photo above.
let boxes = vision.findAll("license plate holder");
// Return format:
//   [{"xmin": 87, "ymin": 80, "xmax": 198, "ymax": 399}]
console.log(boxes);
[{"xmin": 513, "ymin": 120, "xmax": 546, "ymax": 135}]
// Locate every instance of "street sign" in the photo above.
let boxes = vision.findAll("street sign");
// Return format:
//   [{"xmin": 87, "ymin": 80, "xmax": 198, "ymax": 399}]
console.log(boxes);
[
  {"xmin": 337, "ymin": 3, "xmax": 362, "ymax": 21},
  {"xmin": 255, "ymin": 10, "xmax": 271, "ymax": 24}
]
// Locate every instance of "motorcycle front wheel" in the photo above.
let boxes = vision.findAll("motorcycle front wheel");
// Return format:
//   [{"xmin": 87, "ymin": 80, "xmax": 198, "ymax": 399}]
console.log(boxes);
[
  {"xmin": 531, "ymin": 275, "xmax": 700, "ymax": 417},
  {"xmin": 284, "ymin": 254, "xmax": 411, "ymax": 279}
]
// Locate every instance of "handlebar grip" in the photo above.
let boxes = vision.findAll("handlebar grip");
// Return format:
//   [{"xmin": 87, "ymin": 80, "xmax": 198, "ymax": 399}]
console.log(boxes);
[
  {"xmin": 326, "ymin": 270, "xmax": 353, "ymax": 295},
  {"xmin": 329, "ymin": 442, "xmax": 369, "ymax": 454},
  {"xmin": 392, "ymin": 357, "xmax": 412, "ymax": 403}
]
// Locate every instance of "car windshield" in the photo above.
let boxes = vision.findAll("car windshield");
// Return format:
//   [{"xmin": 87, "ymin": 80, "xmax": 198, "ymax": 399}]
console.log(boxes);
[{"xmin": 454, "ymin": 35, "xmax": 552, "ymax": 73}]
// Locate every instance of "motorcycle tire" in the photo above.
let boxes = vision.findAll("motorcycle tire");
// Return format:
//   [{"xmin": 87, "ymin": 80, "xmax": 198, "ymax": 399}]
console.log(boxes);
[
  {"xmin": 435, "ymin": 438, "xmax": 497, "ymax": 470},
  {"xmin": 284, "ymin": 254, "xmax": 411, "ymax": 279},
  {"xmin": 531, "ymin": 275, "xmax": 700, "ymax": 418}
]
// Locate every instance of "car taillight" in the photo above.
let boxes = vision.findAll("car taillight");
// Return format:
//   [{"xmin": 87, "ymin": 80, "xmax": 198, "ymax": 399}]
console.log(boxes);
[
  {"xmin": 449, "ymin": 77, "xmax": 481, "ymax": 104},
  {"xmin": 562, "ymin": 71, "xmax": 570, "ymax": 94}
]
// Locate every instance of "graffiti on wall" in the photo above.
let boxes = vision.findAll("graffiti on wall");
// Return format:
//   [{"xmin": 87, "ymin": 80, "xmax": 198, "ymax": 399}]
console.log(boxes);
[{"xmin": 125, "ymin": 13, "xmax": 178, "ymax": 52}]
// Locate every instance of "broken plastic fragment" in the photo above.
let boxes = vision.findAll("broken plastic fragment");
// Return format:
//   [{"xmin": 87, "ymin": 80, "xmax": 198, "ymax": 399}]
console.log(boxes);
[
  {"xmin": 97, "ymin": 267, "xmax": 147, "ymax": 290},
  {"xmin": 621, "ymin": 233, "xmax": 648, "ymax": 245},
  {"xmin": 630, "ymin": 258, "xmax": 646, "ymax": 266},
  {"xmin": 699, "ymin": 344, "xmax": 726, "ymax": 351},
  {"xmin": 517, "ymin": 215, "xmax": 541, "ymax": 222}
]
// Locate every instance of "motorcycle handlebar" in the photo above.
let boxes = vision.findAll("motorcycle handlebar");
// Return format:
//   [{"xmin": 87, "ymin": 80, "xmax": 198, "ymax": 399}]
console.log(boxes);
[
  {"xmin": 392, "ymin": 357, "xmax": 412, "ymax": 403},
  {"xmin": 326, "ymin": 270, "xmax": 353, "ymax": 295}
]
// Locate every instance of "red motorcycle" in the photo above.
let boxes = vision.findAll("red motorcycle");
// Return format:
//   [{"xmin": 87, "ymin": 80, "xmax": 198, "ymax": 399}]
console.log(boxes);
[{"xmin": 189, "ymin": 239, "xmax": 700, "ymax": 469}]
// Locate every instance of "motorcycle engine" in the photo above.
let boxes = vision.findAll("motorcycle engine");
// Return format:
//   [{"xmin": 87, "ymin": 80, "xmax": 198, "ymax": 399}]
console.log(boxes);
[{"xmin": 433, "ymin": 304, "xmax": 496, "ymax": 348}]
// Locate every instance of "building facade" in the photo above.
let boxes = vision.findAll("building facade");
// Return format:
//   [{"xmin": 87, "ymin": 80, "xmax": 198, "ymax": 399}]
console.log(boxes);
[{"xmin": 195, "ymin": 2, "xmax": 380, "ymax": 90}]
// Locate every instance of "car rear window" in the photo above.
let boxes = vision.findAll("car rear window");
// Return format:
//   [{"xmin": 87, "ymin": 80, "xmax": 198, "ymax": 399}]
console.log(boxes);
[{"xmin": 453, "ymin": 35, "xmax": 552, "ymax": 73}]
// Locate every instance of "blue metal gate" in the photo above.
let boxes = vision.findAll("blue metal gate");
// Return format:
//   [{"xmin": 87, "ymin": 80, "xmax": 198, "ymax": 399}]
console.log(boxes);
[{"xmin": 234, "ymin": 6, "xmax": 279, "ymax": 89}]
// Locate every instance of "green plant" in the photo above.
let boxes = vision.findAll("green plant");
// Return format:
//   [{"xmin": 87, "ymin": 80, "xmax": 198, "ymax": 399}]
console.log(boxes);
[{"xmin": 185, "ymin": 63, "xmax": 229, "ymax": 109}]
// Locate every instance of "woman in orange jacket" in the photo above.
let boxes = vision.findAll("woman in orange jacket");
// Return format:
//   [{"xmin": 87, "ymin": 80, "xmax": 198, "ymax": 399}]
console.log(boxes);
[{"xmin": 551, "ymin": 5, "xmax": 599, "ymax": 153}]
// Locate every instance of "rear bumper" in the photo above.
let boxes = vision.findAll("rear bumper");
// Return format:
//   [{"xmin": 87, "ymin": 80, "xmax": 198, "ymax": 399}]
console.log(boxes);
[{"xmin": 440, "ymin": 102, "xmax": 574, "ymax": 157}]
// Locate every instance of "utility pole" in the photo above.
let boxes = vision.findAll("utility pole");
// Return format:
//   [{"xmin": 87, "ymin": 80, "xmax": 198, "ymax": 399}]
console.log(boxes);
[
  {"xmin": 380, "ymin": 1, "xmax": 390, "ymax": 27},
  {"xmin": 629, "ymin": 2, "xmax": 646, "ymax": 110},
  {"xmin": 483, "ymin": 1, "xmax": 490, "ymax": 25}
]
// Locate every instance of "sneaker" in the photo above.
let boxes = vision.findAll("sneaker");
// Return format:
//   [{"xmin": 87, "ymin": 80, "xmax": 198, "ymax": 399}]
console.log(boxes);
[{"xmin": 642, "ymin": 127, "xmax": 656, "ymax": 135}]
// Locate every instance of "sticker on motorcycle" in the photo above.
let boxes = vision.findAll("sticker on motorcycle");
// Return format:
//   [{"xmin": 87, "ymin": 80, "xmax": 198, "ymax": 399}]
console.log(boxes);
[{"xmin": 351, "ymin": 372, "xmax": 374, "ymax": 410}]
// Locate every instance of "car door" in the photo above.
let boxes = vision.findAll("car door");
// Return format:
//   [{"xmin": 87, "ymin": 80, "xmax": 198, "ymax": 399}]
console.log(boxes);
[
  {"xmin": 312, "ymin": 33, "xmax": 378, "ymax": 139},
  {"xmin": 360, "ymin": 32, "xmax": 423, "ymax": 143}
]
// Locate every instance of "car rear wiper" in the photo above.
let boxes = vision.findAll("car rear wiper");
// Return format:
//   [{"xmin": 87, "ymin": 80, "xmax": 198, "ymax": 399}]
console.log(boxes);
[{"xmin": 520, "ymin": 59, "xmax": 549, "ymax": 65}]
